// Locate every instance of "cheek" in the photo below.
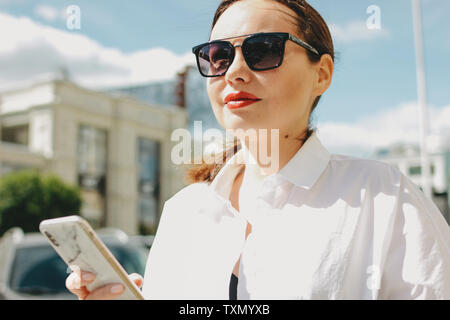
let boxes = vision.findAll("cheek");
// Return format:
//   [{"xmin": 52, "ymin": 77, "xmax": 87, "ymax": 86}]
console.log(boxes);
[
  {"xmin": 206, "ymin": 80, "xmax": 214, "ymax": 102},
  {"xmin": 257, "ymin": 65, "xmax": 314, "ymax": 128},
  {"xmin": 206, "ymin": 80, "xmax": 226, "ymax": 125},
  {"xmin": 207, "ymin": 80, "xmax": 223, "ymax": 107},
  {"xmin": 261, "ymin": 69, "xmax": 308, "ymax": 110},
  {"xmin": 276, "ymin": 63, "xmax": 314, "ymax": 108}
]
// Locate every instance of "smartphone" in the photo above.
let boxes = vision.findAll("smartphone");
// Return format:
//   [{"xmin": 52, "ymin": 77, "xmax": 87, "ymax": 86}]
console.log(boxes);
[{"xmin": 39, "ymin": 215, "xmax": 145, "ymax": 300}]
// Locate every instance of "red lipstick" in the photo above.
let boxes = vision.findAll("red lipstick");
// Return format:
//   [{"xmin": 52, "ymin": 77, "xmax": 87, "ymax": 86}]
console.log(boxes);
[{"xmin": 224, "ymin": 91, "xmax": 262, "ymax": 109}]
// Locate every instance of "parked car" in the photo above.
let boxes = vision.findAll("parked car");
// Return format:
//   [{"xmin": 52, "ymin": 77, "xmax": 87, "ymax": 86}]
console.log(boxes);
[{"xmin": 0, "ymin": 226, "xmax": 154, "ymax": 300}]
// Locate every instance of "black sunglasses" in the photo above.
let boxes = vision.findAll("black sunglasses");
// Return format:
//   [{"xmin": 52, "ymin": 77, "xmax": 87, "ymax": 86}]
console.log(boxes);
[{"xmin": 192, "ymin": 32, "xmax": 320, "ymax": 78}]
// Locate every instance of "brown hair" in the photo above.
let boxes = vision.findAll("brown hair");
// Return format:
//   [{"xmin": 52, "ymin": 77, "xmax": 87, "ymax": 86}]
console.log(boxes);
[{"xmin": 184, "ymin": 0, "xmax": 334, "ymax": 184}]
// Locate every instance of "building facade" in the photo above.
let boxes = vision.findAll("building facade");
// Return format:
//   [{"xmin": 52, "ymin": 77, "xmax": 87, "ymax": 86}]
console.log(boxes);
[
  {"xmin": 374, "ymin": 138, "xmax": 450, "ymax": 224},
  {"xmin": 0, "ymin": 79, "xmax": 188, "ymax": 235},
  {"xmin": 106, "ymin": 65, "xmax": 221, "ymax": 134}
]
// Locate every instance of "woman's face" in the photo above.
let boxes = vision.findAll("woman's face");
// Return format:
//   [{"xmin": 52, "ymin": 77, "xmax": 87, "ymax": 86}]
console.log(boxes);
[{"xmin": 207, "ymin": 0, "xmax": 330, "ymax": 141}]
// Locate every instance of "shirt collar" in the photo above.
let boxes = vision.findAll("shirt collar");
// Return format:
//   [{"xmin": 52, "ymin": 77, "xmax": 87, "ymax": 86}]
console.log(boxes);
[
  {"xmin": 209, "ymin": 130, "xmax": 331, "ymax": 197},
  {"xmin": 278, "ymin": 130, "xmax": 331, "ymax": 189}
]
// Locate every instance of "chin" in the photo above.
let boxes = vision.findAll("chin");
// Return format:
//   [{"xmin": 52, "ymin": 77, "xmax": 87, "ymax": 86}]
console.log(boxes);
[
  {"xmin": 214, "ymin": 106, "xmax": 273, "ymax": 134},
  {"xmin": 222, "ymin": 120, "xmax": 271, "ymax": 140}
]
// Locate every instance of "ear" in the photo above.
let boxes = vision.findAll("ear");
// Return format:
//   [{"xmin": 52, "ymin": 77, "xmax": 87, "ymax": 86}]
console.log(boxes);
[{"xmin": 313, "ymin": 54, "xmax": 333, "ymax": 97}]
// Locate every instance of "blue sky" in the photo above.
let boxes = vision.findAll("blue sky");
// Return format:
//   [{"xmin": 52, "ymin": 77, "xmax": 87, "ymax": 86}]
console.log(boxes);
[{"xmin": 0, "ymin": 0, "xmax": 449, "ymax": 155}]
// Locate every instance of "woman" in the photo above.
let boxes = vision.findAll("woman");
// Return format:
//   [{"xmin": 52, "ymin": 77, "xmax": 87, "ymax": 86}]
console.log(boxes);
[{"xmin": 66, "ymin": 0, "xmax": 450, "ymax": 299}]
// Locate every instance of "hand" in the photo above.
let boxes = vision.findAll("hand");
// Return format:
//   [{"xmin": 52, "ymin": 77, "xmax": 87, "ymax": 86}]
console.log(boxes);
[{"xmin": 65, "ymin": 269, "xmax": 143, "ymax": 300}]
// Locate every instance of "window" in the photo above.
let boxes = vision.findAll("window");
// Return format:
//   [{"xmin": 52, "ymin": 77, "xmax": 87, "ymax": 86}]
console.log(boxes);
[
  {"xmin": 77, "ymin": 125, "xmax": 108, "ymax": 228},
  {"xmin": 408, "ymin": 164, "xmax": 435, "ymax": 176},
  {"xmin": 137, "ymin": 137, "xmax": 160, "ymax": 235},
  {"xmin": 1, "ymin": 125, "xmax": 29, "ymax": 145}
]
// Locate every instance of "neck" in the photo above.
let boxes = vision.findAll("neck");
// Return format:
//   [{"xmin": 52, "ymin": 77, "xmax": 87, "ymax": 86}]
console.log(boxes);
[{"xmin": 239, "ymin": 128, "xmax": 311, "ymax": 177}]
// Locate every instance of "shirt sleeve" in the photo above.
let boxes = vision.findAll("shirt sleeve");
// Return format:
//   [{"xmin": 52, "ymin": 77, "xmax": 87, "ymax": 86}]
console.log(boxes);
[
  {"xmin": 141, "ymin": 198, "xmax": 189, "ymax": 299},
  {"xmin": 379, "ymin": 172, "xmax": 450, "ymax": 299}
]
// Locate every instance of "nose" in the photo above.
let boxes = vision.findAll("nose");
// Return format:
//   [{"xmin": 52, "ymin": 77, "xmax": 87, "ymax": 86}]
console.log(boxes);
[{"xmin": 224, "ymin": 43, "xmax": 251, "ymax": 84}]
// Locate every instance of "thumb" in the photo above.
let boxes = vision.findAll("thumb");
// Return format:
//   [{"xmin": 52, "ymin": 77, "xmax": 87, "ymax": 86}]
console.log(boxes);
[{"xmin": 129, "ymin": 273, "xmax": 143, "ymax": 288}]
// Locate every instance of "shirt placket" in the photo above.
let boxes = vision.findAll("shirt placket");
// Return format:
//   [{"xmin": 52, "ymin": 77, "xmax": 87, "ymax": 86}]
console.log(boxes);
[{"xmin": 236, "ymin": 175, "xmax": 294, "ymax": 299}]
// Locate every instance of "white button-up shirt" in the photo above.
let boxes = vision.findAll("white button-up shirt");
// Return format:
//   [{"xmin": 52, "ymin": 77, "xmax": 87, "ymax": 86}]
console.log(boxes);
[{"xmin": 142, "ymin": 130, "xmax": 450, "ymax": 299}]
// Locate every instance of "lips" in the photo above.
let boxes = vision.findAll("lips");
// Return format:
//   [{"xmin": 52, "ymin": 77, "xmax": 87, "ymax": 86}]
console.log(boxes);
[{"xmin": 224, "ymin": 91, "xmax": 262, "ymax": 109}]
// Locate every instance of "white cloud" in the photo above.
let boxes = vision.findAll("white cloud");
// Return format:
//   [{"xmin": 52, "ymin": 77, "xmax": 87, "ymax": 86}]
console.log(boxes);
[
  {"xmin": 316, "ymin": 102, "xmax": 450, "ymax": 158},
  {"xmin": 34, "ymin": 5, "xmax": 64, "ymax": 22},
  {"xmin": 0, "ymin": 13, "xmax": 196, "ymax": 91},
  {"xmin": 329, "ymin": 20, "xmax": 389, "ymax": 44}
]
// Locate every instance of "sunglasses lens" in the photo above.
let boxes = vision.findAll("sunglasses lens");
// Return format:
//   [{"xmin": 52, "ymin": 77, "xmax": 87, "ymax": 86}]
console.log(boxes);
[
  {"xmin": 244, "ymin": 34, "xmax": 284, "ymax": 70},
  {"xmin": 197, "ymin": 42, "xmax": 233, "ymax": 77}
]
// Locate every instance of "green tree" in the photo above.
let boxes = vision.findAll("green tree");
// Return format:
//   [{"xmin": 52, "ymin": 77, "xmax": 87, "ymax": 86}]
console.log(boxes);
[{"xmin": 0, "ymin": 170, "xmax": 81, "ymax": 236}]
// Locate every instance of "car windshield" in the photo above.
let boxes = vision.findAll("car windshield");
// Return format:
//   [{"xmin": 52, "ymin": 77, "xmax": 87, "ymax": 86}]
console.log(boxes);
[{"xmin": 8, "ymin": 242, "xmax": 149, "ymax": 295}]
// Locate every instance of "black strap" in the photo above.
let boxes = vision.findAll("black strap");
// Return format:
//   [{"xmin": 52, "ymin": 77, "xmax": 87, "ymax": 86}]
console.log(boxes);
[{"xmin": 229, "ymin": 273, "xmax": 238, "ymax": 300}]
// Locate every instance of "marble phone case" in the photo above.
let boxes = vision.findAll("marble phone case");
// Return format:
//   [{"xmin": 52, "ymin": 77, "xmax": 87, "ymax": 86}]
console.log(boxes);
[{"xmin": 39, "ymin": 215, "xmax": 144, "ymax": 300}]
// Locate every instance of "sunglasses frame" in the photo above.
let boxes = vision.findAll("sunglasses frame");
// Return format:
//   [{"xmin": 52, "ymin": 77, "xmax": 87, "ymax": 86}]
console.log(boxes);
[{"xmin": 192, "ymin": 32, "xmax": 320, "ymax": 77}]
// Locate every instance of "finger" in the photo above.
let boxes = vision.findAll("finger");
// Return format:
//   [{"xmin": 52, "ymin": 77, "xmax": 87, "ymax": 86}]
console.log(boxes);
[
  {"xmin": 66, "ymin": 271, "xmax": 96, "ymax": 299},
  {"xmin": 67, "ymin": 270, "xmax": 96, "ymax": 289},
  {"xmin": 65, "ymin": 272, "xmax": 91, "ymax": 299},
  {"xmin": 85, "ymin": 283, "xmax": 125, "ymax": 300},
  {"xmin": 129, "ymin": 273, "xmax": 143, "ymax": 288}
]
